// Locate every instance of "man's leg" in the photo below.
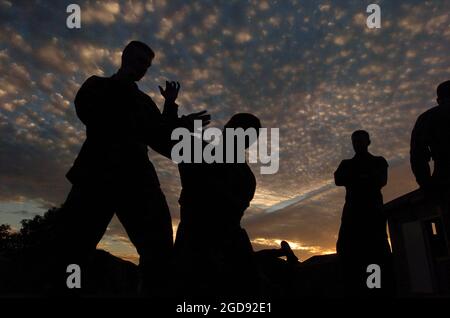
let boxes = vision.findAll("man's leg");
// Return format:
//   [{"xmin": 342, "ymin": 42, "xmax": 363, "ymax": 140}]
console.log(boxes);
[
  {"xmin": 116, "ymin": 186, "xmax": 173, "ymax": 296},
  {"xmin": 49, "ymin": 184, "xmax": 115, "ymax": 293}
]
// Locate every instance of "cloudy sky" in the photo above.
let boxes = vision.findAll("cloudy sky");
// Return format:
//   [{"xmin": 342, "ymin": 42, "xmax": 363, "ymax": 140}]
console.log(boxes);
[{"xmin": 1, "ymin": 0, "xmax": 449, "ymax": 263}]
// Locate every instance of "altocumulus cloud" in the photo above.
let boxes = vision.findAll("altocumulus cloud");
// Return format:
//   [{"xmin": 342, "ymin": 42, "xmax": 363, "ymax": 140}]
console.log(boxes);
[{"xmin": 0, "ymin": 0, "xmax": 449, "ymax": 260}]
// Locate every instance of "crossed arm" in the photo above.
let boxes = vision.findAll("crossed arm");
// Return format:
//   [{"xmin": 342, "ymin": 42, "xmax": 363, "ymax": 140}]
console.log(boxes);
[{"xmin": 334, "ymin": 160, "xmax": 388, "ymax": 189}]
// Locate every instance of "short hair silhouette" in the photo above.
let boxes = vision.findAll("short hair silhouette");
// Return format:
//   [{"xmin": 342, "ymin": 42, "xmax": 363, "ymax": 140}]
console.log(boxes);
[
  {"xmin": 351, "ymin": 130, "xmax": 370, "ymax": 141},
  {"xmin": 224, "ymin": 113, "xmax": 261, "ymax": 149},
  {"xmin": 120, "ymin": 41, "xmax": 155, "ymax": 81},
  {"xmin": 437, "ymin": 80, "xmax": 450, "ymax": 100},
  {"xmin": 436, "ymin": 81, "xmax": 450, "ymax": 104},
  {"xmin": 122, "ymin": 41, "xmax": 155, "ymax": 63},
  {"xmin": 224, "ymin": 113, "xmax": 261, "ymax": 131},
  {"xmin": 351, "ymin": 130, "xmax": 371, "ymax": 154}
]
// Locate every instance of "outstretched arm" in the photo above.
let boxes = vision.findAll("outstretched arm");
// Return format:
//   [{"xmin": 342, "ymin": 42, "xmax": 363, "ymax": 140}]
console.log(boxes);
[{"xmin": 145, "ymin": 81, "xmax": 210, "ymax": 159}]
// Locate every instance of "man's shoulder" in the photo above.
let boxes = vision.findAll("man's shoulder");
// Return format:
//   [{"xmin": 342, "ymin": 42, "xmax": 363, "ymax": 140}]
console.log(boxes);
[
  {"xmin": 340, "ymin": 158, "xmax": 352, "ymax": 165},
  {"xmin": 75, "ymin": 76, "xmax": 114, "ymax": 104},
  {"xmin": 373, "ymin": 155, "xmax": 388, "ymax": 167},
  {"xmin": 78, "ymin": 75, "xmax": 111, "ymax": 93},
  {"xmin": 417, "ymin": 105, "xmax": 441, "ymax": 122},
  {"xmin": 136, "ymin": 88, "xmax": 155, "ymax": 103},
  {"xmin": 84, "ymin": 75, "xmax": 108, "ymax": 85}
]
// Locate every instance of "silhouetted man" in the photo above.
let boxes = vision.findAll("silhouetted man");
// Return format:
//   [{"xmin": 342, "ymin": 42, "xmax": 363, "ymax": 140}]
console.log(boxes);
[
  {"xmin": 54, "ymin": 41, "xmax": 209, "ymax": 295},
  {"xmin": 410, "ymin": 80, "xmax": 450, "ymax": 254},
  {"xmin": 174, "ymin": 113, "xmax": 261, "ymax": 296},
  {"xmin": 334, "ymin": 130, "xmax": 391, "ymax": 296},
  {"xmin": 411, "ymin": 80, "xmax": 450, "ymax": 192}
]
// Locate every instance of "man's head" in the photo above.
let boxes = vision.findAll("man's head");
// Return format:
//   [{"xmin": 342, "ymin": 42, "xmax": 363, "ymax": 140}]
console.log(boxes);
[
  {"xmin": 351, "ymin": 130, "xmax": 370, "ymax": 155},
  {"xmin": 120, "ymin": 41, "xmax": 155, "ymax": 81},
  {"xmin": 437, "ymin": 80, "xmax": 450, "ymax": 105},
  {"xmin": 224, "ymin": 113, "xmax": 261, "ymax": 149}
]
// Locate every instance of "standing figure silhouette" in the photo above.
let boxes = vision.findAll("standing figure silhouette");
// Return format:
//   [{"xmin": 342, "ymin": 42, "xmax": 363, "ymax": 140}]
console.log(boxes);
[
  {"xmin": 334, "ymin": 130, "xmax": 391, "ymax": 297},
  {"xmin": 411, "ymin": 80, "xmax": 450, "ymax": 192},
  {"xmin": 410, "ymin": 80, "xmax": 450, "ymax": 255},
  {"xmin": 53, "ymin": 41, "xmax": 209, "ymax": 295}
]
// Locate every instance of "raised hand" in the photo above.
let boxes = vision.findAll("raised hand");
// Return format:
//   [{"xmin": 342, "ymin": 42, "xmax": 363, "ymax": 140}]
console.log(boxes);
[
  {"xmin": 181, "ymin": 110, "xmax": 211, "ymax": 132},
  {"xmin": 159, "ymin": 81, "xmax": 180, "ymax": 103}
]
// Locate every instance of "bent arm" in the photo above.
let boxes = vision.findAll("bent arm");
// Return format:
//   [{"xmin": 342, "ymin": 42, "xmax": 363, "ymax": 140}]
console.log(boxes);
[
  {"xmin": 374, "ymin": 159, "xmax": 388, "ymax": 188},
  {"xmin": 144, "ymin": 99, "xmax": 184, "ymax": 159},
  {"xmin": 334, "ymin": 161, "xmax": 349, "ymax": 186},
  {"xmin": 410, "ymin": 115, "xmax": 432, "ymax": 187},
  {"xmin": 74, "ymin": 76, "xmax": 102, "ymax": 126}
]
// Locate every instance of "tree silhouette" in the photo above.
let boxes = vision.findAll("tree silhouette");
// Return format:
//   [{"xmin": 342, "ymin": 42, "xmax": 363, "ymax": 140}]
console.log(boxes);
[
  {"xmin": 0, "ymin": 207, "xmax": 140, "ymax": 296},
  {"xmin": 0, "ymin": 207, "xmax": 60, "ymax": 254},
  {"xmin": 0, "ymin": 224, "xmax": 13, "ymax": 251}
]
